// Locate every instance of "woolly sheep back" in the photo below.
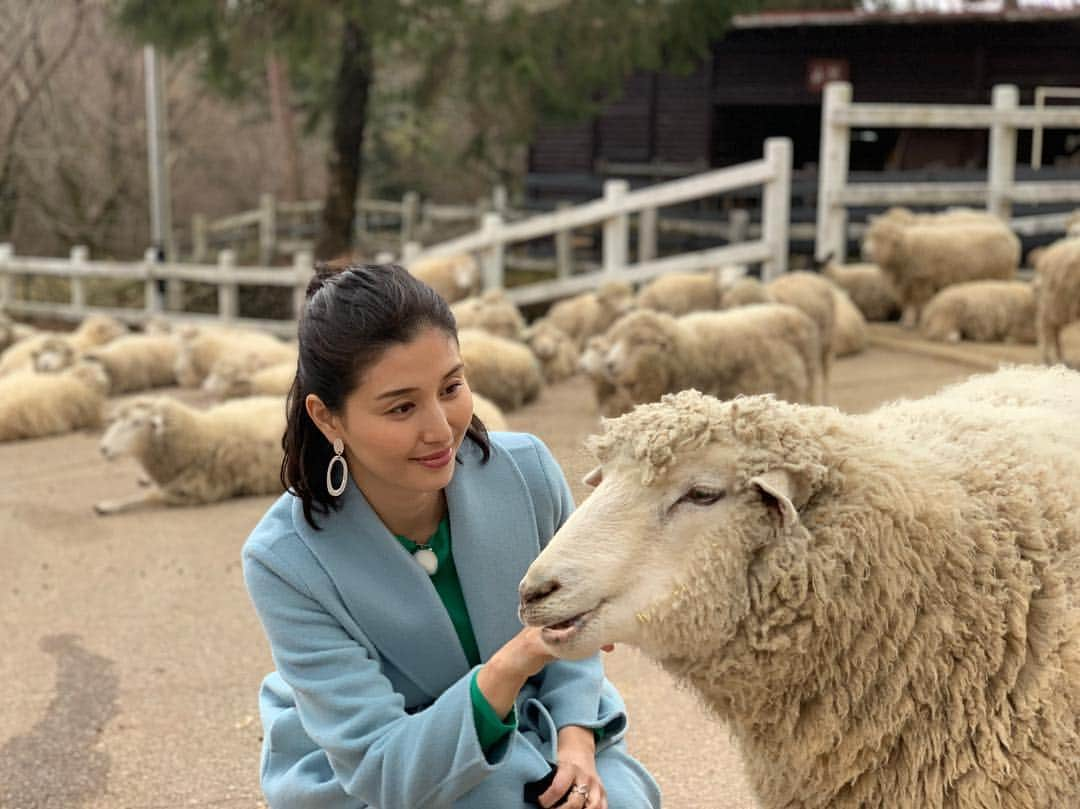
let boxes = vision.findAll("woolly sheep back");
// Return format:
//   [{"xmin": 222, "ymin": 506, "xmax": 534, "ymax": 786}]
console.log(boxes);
[
  {"xmin": 457, "ymin": 328, "xmax": 543, "ymax": 412},
  {"xmin": 918, "ymin": 280, "xmax": 1035, "ymax": 343},
  {"xmin": 1033, "ymin": 236, "xmax": 1080, "ymax": 364}
]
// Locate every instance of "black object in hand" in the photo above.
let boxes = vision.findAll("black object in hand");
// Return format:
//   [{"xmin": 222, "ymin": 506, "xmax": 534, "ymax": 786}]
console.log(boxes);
[{"xmin": 523, "ymin": 765, "xmax": 573, "ymax": 807}]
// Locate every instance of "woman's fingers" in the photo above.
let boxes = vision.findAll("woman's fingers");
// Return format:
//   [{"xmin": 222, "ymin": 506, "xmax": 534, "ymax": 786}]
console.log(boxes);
[{"xmin": 538, "ymin": 763, "xmax": 577, "ymax": 807}]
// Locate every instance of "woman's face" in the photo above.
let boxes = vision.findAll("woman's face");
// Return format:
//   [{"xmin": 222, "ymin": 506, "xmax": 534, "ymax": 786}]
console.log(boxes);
[{"xmin": 330, "ymin": 325, "xmax": 474, "ymax": 503}]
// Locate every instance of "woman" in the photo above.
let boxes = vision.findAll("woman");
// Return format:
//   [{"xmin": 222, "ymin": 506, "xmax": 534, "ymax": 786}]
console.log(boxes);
[{"xmin": 242, "ymin": 264, "xmax": 660, "ymax": 809}]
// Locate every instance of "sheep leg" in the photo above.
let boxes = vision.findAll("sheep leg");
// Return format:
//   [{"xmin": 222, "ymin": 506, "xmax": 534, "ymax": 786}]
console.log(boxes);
[
  {"xmin": 900, "ymin": 305, "xmax": 919, "ymax": 329},
  {"xmin": 1038, "ymin": 321, "xmax": 1061, "ymax": 364},
  {"xmin": 94, "ymin": 487, "xmax": 185, "ymax": 516}
]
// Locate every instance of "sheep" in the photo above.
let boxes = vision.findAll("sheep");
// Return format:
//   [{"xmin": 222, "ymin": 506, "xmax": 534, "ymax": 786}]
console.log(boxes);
[
  {"xmin": 519, "ymin": 366, "xmax": 1080, "ymax": 809},
  {"xmin": 457, "ymin": 328, "xmax": 543, "ymax": 412},
  {"xmin": 450, "ymin": 288, "xmax": 527, "ymax": 341},
  {"xmin": 764, "ymin": 271, "xmax": 836, "ymax": 391},
  {"xmin": 407, "ymin": 253, "xmax": 480, "ymax": 304},
  {"xmin": 0, "ymin": 313, "xmax": 37, "ymax": 352},
  {"xmin": 94, "ymin": 395, "xmax": 286, "ymax": 515},
  {"xmin": 32, "ymin": 333, "xmax": 182, "ymax": 394},
  {"xmin": 867, "ymin": 219, "xmax": 1020, "ymax": 328},
  {"xmin": 471, "ymin": 392, "xmax": 508, "ymax": 432},
  {"xmin": 635, "ymin": 266, "xmax": 747, "ymax": 316},
  {"xmin": 578, "ymin": 333, "xmax": 634, "ymax": 419},
  {"xmin": 862, "ymin": 206, "xmax": 1007, "ymax": 266},
  {"xmin": 1033, "ymin": 236, "xmax": 1080, "ymax": 364},
  {"xmin": 598, "ymin": 303, "xmax": 824, "ymax": 415},
  {"xmin": 0, "ymin": 361, "xmax": 109, "ymax": 442},
  {"xmin": 201, "ymin": 355, "xmax": 295, "ymax": 400},
  {"xmin": 174, "ymin": 325, "xmax": 296, "ymax": 388},
  {"xmin": 918, "ymin": 280, "xmax": 1036, "ymax": 344},
  {"xmin": 1062, "ymin": 321, "xmax": 1080, "ymax": 369},
  {"xmin": 830, "ymin": 288, "xmax": 867, "ymax": 357},
  {"xmin": 0, "ymin": 313, "xmax": 126, "ymax": 376},
  {"xmin": 822, "ymin": 261, "xmax": 901, "ymax": 322},
  {"xmin": 522, "ymin": 318, "xmax": 579, "ymax": 384},
  {"xmin": 544, "ymin": 280, "xmax": 635, "ymax": 349},
  {"xmin": 718, "ymin": 276, "xmax": 772, "ymax": 309}
]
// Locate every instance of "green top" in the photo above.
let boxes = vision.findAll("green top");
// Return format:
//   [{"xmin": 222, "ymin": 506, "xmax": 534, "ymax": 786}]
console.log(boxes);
[{"xmin": 394, "ymin": 517, "xmax": 515, "ymax": 752}]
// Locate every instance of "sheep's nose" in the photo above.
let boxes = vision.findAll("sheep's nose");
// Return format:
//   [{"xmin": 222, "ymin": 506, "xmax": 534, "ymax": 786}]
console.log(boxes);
[
  {"xmin": 605, "ymin": 359, "xmax": 618, "ymax": 377},
  {"xmin": 519, "ymin": 578, "xmax": 560, "ymax": 607}
]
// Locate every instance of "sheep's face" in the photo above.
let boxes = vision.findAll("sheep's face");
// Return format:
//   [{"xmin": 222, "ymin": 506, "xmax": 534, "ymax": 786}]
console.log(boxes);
[
  {"xmin": 79, "ymin": 315, "xmax": 126, "ymax": 347},
  {"xmin": 521, "ymin": 439, "xmax": 776, "ymax": 662},
  {"xmin": 100, "ymin": 403, "xmax": 160, "ymax": 460},
  {"xmin": 603, "ymin": 312, "xmax": 676, "ymax": 400},
  {"xmin": 32, "ymin": 338, "xmax": 75, "ymax": 373},
  {"xmin": 201, "ymin": 359, "xmax": 249, "ymax": 399}
]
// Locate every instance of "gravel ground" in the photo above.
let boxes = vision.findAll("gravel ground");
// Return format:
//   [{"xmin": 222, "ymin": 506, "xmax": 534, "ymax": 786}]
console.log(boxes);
[{"xmin": 0, "ymin": 327, "xmax": 1039, "ymax": 809}]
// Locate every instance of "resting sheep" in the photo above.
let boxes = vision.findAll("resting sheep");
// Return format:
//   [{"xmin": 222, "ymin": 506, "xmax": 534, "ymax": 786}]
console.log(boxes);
[
  {"xmin": 634, "ymin": 266, "xmax": 747, "ymax": 316},
  {"xmin": 407, "ymin": 253, "xmax": 480, "ymax": 304},
  {"xmin": 201, "ymin": 356, "xmax": 295, "ymax": 400},
  {"xmin": 545, "ymin": 280, "xmax": 635, "ymax": 349},
  {"xmin": 866, "ymin": 219, "xmax": 1020, "ymax": 328},
  {"xmin": 0, "ymin": 362, "xmax": 109, "ymax": 442},
  {"xmin": 522, "ymin": 319, "xmax": 579, "ymax": 384},
  {"xmin": 1033, "ymin": 236, "xmax": 1080, "ymax": 364},
  {"xmin": 450, "ymin": 288, "xmax": 527, "ymax": 341},
  {"xmin": 471, "ymin": 392, "xmax": 508, "ymax": 432},
  {"xmin": 457, "ymin": 328, "xmax": 543, "ymax": 412},
  {"xmin": 33, "ymin": 333, "xmax": 182, "ymax": 394},
  {"xmin": 765, "ymin": 272, "xmax": 836, "ymax": 392},
  {"xmin": 520, "ymin": 366, "xmax": 1080, "ymax": 809},
  {"xmin": 918, "ymin": 280, "xmax": 1036, "ymax": 344},
  {"xmin": 718, "ymin": 276, "xmax": 772, "ymax": 309},
  {"xmin": 94, "ymin": 395, "xmax": 286, "ymax": 515},
  {"xmin": 0, "ymin": 313, "xmax": 126, "ymax": 376},
  {"xmin": 822, "ymin": 261, "xmax": 900, "ymax": 322},
  {"xmin": 598, "ymin": 304, "xmax": 824, "ymax": 414},
  {"xmin": 174, "ymin": 326, "xmax": 296, "ymax": 388},
  {"xmin": 830, "ymin": 288, "xmax": 867, "ymax": 357}
]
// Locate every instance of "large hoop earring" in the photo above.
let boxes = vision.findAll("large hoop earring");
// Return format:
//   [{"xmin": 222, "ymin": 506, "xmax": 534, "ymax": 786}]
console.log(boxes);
[{"xmin": 326, "ymin": 437, "xmax": 348, "ymax": 497}]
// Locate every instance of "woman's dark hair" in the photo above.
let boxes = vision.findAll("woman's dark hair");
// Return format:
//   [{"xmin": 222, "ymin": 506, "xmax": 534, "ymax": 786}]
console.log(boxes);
[{"xmin": 282, "ymin": 262, "xmax": 491, "ymax": 529}]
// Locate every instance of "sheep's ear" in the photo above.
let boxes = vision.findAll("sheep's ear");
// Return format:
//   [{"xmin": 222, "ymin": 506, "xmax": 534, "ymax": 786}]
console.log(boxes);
[
  {"xmin": 582, "ymin": 466, "xmax": 603, "ymax": 488},
  {"xmin": 750, "ymin": 470, "xmax": 801, "ymax": 530}
]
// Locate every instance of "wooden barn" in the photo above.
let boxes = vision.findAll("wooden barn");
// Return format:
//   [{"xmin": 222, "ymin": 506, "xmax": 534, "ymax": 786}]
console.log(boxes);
[{"xmin": 526, "ymin": 5, "xmax": 1080, "ymax": 206}]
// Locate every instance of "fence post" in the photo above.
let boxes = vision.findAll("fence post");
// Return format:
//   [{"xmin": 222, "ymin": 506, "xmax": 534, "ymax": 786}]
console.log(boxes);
[
  {"xmin": 492, "ymin": 184, "xmax": 508, "ymax": 217},
  {"xmin": 218, "ymin": 249, "xmax": 238, "ymax": 321},
  {"xmin": 815, "ymin": 81, "xmax": 852, "ymax": 263},
  {"xmin": 638, "ymin": 206, "xmax": 658, "ymax": 263},
  {"xmin": 259, "ymin": 192, "xmax": 277, "ymax": 266},
  {"xmin": 728, "ymin": 208, "xmax": 750, "ymax": 243},
  {"xmin": 762, "ymin": 137, "xmax": 792, "ymax": 283},
  {"xmin": 602, "ymin": 179, "xmax": 630, "ymax": 277},
  {"xmin": 401, "ymin": 191, "xmax": 420, "ymax": 249},
  {"xmin": 401, "ymin": 241, "xmax": 422, "ymax": 265},
  {"xmin": 191, "ymin": 213, "xmax": 208, "ymax": 264},
  {"xmin": 144, "ymin": 247, "xmax": 162, "ymax": 315},
  {"xmin": 989, "ymin": 84, "xmax": 1019, "ymax": 222},
  {"xmin": 70, "ymin": 246, "xmax": 88, "ymax": 317},
  {"xmin": 480, "ymin": 212, "xmax": 505, "ymax": 291},
  {"xmin": 0, "ymin": 243, "xmax": 13, "ymax": 312},
  {"xmin": 292, "ymin": 250, "xmax": 313, "ymax": 320},
  {"xmin": 555, "ymin": 202, "xmax": 574, "ymax": 279}
]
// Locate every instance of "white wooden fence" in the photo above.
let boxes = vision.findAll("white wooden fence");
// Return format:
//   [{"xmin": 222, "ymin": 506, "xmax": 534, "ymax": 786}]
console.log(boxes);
[
  {"xmin": 405, "ymin": 137, "xmax": 793, "ymax": 306},
  {"xmin": 816, "ymin": 81, "xmax": 1080, "ymax": 262},
  {"xmin": 0, "ymin": 244, "xmax": 312, "ymax": 338}
]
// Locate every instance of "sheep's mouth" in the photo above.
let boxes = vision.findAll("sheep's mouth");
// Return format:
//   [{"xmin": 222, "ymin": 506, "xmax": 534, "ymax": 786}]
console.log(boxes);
[{"xmin": 540, "ymin": 601, "xmax": 604, "ymax": 644}]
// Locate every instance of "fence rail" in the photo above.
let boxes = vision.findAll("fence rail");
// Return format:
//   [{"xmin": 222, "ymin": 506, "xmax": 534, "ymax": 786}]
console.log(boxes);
[{"xmin": 816, "ymin": 81, "xmax": 1080, "ymax": 262}]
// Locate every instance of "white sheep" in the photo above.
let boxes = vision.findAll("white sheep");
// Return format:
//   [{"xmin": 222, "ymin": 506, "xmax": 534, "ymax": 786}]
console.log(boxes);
[
  {"xmin": 918, "ymin": 280, "xmax": 1036, "ymax": 344},
  {"xmin": 457, "ymin": 328, "xmax": 543, "ymax": 412},
  {"xmin": 450, "ymin": 288, "xmax": 527, "ymax": 341},
  {"xmin": 0, "ymin": 313, "xmax": 126, "ymax": 376},
  {"xmin": 522, "ymin": 318, "xmax": 579, "ymax": 384},
  {"xmin": 599, "ymin": 303, "xmax": 824, "ymax": 414},
  {"xmin": 635, "ymin": 266, "xmax": 747, "ymax": 316},
  {"xmin": 174, "ymin": 325, "xmax": 296, "ymax": 388},
  {"xmin": 471, "ymin": 392, "xmax": 508, "ymax": 432},
  {"xmin": 0, "ymin": 362, "xmax": 109, "ymax": 442},
  {"xmin": 94, "ymin": 394, "xmax": 286, "ymax": 515},
  {"xmin": 862, "ymin": 206, "xmax": 1007, "ymax": 265},
  {"xmin": 407, "ymin": 253, "xmax": 480, "ymax": 304},
  {"xmin": 1033, "ymin": 236, "xmax": 1080, "ymax": 364},
  {"xmin": 718, "ymin": 276, "xmax": 772, "ymax": 309},
  {"xmin": 765, "ymin": 271, "xmax": 837, "ymax": 392},
  {"xmin": 1061, "ymin": 320, "xmax": 1080, "ymax": 369},
  {"xmin": 545, "ymin": 280, "xmax": 635, "ymax": 349},
  {"xmin": 201, "ymin": 355, "xmax": 295, "ymax": 400},
  {"xmin": 520, "ymin": 366, "xmax": 1080, "ymax": 809},
  {"xmin": 830, "ymin": 288, "xmax": 867, "ymax": 357},
  {"xmin": 822, "ymin": 261, "xmax": 900, "ymax": 322},
  {"xmin": 867, "ymin": 219, "xmax": 1020, "ymax": 328},
  {"xmin": 578, "ymin": 333, "xmax": 634, "ymax": 419},
  {"xmin": 33, "ymin": 333, "xmax": 182, "ymax": 394},
  {"xmin": 0, "ymin": 313, "xmax": 37, "ymax": 352}
]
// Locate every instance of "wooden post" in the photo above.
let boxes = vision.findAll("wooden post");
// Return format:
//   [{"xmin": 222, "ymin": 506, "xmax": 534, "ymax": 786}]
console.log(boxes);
[
  {"xmin": 191, "ymin": 213, "xmax": 208, "ymax": 264},
  {"xmin": 218, "ymin": 249, "xmax": 238, "ymax": 321},
  {"xmin": 0, "ymin": 243, "xmax": 13, "ymax": 312},
  {"xmin": 144, "ymin": 247, "xmax": 163, "ymax": 315},
  {"xmin": 401, "ymin": 241, "xmax": 422, "ymax": 265},
  {"xmin": 555, "ymin": 201, "xmax": 573, "ymax": 279},
  {"xmin": 69, "ymin": 246, "xmax": 89, "ymax": 316},
  {"xmin": 762, "ymin": 137, "xmax": 792, "ymax": 282},
  {"xmin": 480, "ymin": 213, "xmax": 505, "ymax": 291},
  {"xmin": 292, "ymin": 250, "xmax": 313, "ymax": 320},
  {"xmin": 815, "ymin": 81, "xmax": 852, "ymax": 263},
  {"xmin": 728, "ymin": 208, "xmax": 750, "ymax": 243},
  {"xmin": 989, "ymin": 84, "xmax": 1019, "ymax": 222},
  {"xmin": 259, "ymin": 192, "xmax": 277, "ymax": 266},
  {"xmin": 602, "ymin": 179, "xmax": 629, "ymax": 277},
  {"xmin": 492, "ymin": 184, "xmax": 508, "ymax": 217},
  {"xmin": 401, "ymin": 191, "xmax": 420, "ymax": 248},
  {"xmin": 638, "ymin": 206, "xmax": 658, "ymax": 263}
]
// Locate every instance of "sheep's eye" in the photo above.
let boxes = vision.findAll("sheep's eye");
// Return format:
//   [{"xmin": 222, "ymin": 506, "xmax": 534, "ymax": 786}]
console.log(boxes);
[{"xmin": 676, "ymin": 486, "xmax": 726, "ymax": 507}]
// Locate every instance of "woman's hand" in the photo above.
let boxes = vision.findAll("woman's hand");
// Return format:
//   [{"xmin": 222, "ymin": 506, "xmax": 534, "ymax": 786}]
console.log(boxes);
[
  {"xmin": 475, "ymin": 626, "xmax": 556, "ymax": 719},
  {"xmin": 541, "ymin": 725, "xmax": 606, "ymax": 809}
]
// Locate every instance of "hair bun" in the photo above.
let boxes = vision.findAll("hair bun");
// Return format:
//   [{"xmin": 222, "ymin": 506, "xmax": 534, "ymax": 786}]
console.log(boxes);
[{"xmin": 306, "ymin": 263, "xmax": 343, "ymax": 300}]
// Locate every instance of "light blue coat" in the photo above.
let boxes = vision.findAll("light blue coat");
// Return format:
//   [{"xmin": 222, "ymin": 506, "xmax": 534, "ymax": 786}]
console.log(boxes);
[{"xmin": 243, "ymin": 432, "xmax": 661, "ymax": 809}]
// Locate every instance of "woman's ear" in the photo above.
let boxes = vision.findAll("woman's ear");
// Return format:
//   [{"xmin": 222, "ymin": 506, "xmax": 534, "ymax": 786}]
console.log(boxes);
[{"xmin": 305, "ymin": 394, "xmax": 339, "ymax": 443}]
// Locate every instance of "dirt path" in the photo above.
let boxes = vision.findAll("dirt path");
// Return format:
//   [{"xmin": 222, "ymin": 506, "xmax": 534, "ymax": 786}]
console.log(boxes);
[{"xmin": 0, "ymin": 332, "xmax": 1038, "ymax": 809}]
